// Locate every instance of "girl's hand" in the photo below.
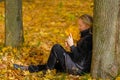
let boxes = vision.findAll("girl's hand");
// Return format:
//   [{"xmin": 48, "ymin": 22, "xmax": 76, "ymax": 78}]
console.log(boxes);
[{"xmin": 66, "ymin": 33, "xmax": 74, "ymax": 47}]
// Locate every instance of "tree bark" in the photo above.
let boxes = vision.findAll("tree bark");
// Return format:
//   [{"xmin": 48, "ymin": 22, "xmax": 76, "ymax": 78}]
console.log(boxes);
[
  {"xmin": 91, "ymin": 0, "xmax": 119, "ymax": 79},
  {"xmin": 5, "ymin": 0, "xmax": 24, "ymax": 47},
  {"xmin": 116, "ymin": 0, "xmax": 120, "ymax": 73}
]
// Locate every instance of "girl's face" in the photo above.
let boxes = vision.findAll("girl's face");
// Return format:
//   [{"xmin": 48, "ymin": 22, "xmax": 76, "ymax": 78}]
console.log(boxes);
[{"xmin": 78, "ymin": 19, "xmax": 90, "ymax": 32}]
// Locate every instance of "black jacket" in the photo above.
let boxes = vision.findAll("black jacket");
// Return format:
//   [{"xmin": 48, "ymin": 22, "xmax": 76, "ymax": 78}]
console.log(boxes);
[{"xmin": 70, "ymin": 28, "xmax": 92, "ymax": 73}]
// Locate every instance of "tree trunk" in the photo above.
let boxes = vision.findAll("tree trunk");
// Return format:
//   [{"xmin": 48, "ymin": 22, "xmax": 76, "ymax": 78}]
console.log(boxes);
[
  {"xmin": 116, "ymin": 0, "xmax": 120, "ymax": 73},
  {"xmin": 91, "ymin": 0, "xmax": 119, "ymax": 79},
  {"xmin": 5, "ymin": 0, "xmax": 24, "ymax": 47}
]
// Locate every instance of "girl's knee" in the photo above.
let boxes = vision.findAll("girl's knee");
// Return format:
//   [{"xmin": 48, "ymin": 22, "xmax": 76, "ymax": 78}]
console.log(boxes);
[
  {"xmin": 53, "ymin": 44, "xmax": 61, "ymax": 49},
  {"xmin": 52, "ymin": 44, "xmax": 64, "ymax": 53}
]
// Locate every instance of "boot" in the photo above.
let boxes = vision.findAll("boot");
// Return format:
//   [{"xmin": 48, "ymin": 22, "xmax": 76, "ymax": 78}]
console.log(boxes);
[{"xmin": 13, "ymin": 64, "xmax": 28, "ymax": 71}]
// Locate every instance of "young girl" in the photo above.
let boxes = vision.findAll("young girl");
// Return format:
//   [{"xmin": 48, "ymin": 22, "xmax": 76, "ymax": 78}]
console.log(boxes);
[{"xmin": 14, "ymin": 14, "xmax": 93, "ymax": 75}]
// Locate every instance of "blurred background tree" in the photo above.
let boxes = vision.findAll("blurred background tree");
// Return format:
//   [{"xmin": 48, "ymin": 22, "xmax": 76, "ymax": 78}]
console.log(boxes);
[{"xmin": 5, "ymin": 0, "xmax": 24, "ymax": 47}]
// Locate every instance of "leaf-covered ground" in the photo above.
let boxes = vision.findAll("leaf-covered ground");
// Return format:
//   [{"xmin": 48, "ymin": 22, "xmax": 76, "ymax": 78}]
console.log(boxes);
[{"xmin": 0, "ymin": 0, "xmax": 120, "ymax": 80}]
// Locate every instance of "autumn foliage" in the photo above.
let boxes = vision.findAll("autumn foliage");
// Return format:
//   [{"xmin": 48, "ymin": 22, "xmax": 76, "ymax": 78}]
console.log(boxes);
[{"xmin": 2, "ymin": 0, "xmax": 120, "ymax": 80}]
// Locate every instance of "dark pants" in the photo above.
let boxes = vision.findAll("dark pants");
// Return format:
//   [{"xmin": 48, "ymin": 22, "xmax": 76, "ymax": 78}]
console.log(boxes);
[
  {"xmin": 28, "ymin": 44, "xmax": 80, "ymax": 74},
  {"xmin": 47, "ymin": 44, "xmax": 66, "ymax": 71},
  {"xmin": 28, "ymin": 44, "xmax": 66, "ymax": 72}
]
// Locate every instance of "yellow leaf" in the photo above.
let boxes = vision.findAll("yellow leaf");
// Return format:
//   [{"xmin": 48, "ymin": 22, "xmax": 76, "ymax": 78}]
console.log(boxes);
[
  {"xmin": 116, "ymin": 77, "xmax": 120, "ymax": 80},
  {"xmin": 9, "ymin": 77, "xmax": 15, "ymax": 80},
  {"xmin": 23, "ymin": 71, "xmax": 30, "ymax": 75},
  {"xmin": 13, "ymin": 48, "xmax": 17, "ymax": 53},
  {"xmin": 60, "ymin": 34, "xmax": 65, "ymax": 37},
  {"xmin": 65, "ymin": 25, "xmax": 80, "ymax": 41}
]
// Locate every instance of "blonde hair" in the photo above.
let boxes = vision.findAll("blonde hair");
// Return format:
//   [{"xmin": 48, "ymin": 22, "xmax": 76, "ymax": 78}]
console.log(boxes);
[{"xmin": 79, "ymin": 14, "xmax": 93, "ymax": 27}]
